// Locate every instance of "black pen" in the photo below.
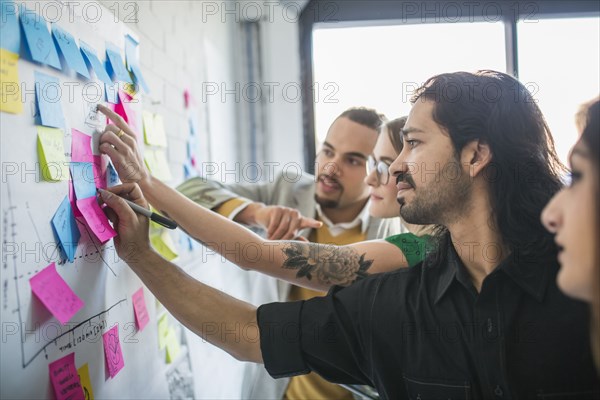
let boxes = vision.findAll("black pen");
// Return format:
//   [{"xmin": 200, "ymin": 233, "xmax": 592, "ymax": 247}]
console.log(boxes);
[{"xmin": 99, "ymin": 189, "xmax": 178, "ymax": 229}]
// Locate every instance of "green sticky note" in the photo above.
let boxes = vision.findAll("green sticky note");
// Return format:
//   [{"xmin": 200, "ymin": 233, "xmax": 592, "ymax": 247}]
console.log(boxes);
[
  {"xmin": 144, "ymin": 149, "xmax": 172, "ymax": 182},
  {"xmin": 150, "ymin": 231, "xmax": 178, "ymax": 261},
  {"xmin": 37, "ymin": 127, "xmax": 68, "ymax": 181},
  {"xmin": 143, "ymin": 111, "xmax": 167, "ymax": 147},
  {"xmin": 165, "ymin": 328, "xmax": 181, "ymax": 364},
  {"xmin": 157, "ymin": 313, "xmax": 169, "ymax": 350}
]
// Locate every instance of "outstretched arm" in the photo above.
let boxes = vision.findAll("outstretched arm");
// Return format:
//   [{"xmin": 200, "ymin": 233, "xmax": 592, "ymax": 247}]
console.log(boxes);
[{"xmin": 99, "ymin": 184, "xmax": 262, "ymax": 363}]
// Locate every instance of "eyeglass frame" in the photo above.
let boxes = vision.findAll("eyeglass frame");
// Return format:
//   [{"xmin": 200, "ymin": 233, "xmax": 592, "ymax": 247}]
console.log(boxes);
[{"xmin": 366, "ymin": 155, "xmax": 392, "ymax": 185}]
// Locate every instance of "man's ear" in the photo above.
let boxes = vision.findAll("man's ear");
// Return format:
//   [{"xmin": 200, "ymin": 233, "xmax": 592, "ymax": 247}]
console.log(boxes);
[{"xmin": 460, "ymin": 140, "xmax": 492, "ymax": 178}]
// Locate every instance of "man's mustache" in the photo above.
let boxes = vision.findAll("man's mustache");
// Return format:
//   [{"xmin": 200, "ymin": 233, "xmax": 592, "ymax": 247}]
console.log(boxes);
[{"xmin": 396, "ymin": 172, "xmax": 416, "ymax": 188}]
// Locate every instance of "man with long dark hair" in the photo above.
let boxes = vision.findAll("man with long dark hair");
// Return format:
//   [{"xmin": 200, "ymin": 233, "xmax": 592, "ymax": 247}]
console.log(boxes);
[{"xmin": 97, "ymin": 71, "xmax": 599, "ymax": 398}]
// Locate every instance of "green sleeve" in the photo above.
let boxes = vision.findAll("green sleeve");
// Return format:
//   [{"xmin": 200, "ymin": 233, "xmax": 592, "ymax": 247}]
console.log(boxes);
[{"xmin": 384, "ymin": 233, "xmax": 432, "ymax": 267}]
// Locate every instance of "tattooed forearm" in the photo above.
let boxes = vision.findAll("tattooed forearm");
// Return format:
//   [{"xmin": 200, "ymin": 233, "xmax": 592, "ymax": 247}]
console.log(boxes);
[{"xmin": 281, "ymin": 242, "xmax": 374, "ymax": 287}]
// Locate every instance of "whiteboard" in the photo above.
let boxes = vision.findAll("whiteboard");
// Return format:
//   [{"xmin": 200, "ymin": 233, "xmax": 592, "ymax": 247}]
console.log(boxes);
[{"xmin": 1, "ymin": 1, "xmax": 196, "ymax": 398}]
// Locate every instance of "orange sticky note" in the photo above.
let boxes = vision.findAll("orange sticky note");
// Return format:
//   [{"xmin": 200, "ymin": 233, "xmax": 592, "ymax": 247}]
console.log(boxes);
[{"xmin": 30, "ymin": 263, "xmax": 84, "ymax": 325}]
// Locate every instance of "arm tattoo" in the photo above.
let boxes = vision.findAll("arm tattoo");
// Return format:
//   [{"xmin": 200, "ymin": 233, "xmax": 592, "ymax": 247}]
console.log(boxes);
[{"xmin": 281, "ymin": 242, "xmax": 374, "ymax": 287}]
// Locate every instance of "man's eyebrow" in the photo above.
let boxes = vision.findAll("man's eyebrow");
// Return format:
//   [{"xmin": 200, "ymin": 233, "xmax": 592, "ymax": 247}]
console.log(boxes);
[
  {"xmin": 322, "ymin": 142, "xmax": 367, "ymax": 160},
  {"xmin": 401, "ymin": 127, "xmax": 425, "ymax": 135}
]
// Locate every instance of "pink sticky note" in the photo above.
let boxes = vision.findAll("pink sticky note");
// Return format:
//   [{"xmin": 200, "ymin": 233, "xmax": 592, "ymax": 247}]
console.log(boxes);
[
  {"xmin": 103, "ymin": 324, "xmax": 125, "ymax": 378},
  {"xmin": 77, "ymin": 197, "xmax": 117, "ymax": 244},
  {"xmin": 132, "ymin": 287, "xmax": 149, "ymax": 331},
  {"xmin": 93, "ymin": 155, "xmax": 107, "ymax": 189},
  {"xmin": 71, "ymin": 129, "xmax": 94, "ymax": 163},
  {"xmin": 48, "ymin": 352, "xmax": 85, "ymax": 400},
  {"xmin": 68, "ymin": 180, "xmax": 83, "ymax": 218},
  {"xmin": 115, "ymin": 90, "xmax": 139, "ymax": 134},
  {"xmin": 30, "ymin": 263, "xmax": 84, "ymax": 325}
]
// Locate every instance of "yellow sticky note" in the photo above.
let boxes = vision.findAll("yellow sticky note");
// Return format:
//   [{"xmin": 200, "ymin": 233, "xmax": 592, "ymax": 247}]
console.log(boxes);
[
  {"xmin": 157, "ymin": 313, "xmax": 169, "ymax": 350},
  {"xmin": 165, "ymin": 327, "xmax": 181, "ymax": 364},
  {"xmin": 37, "ymin": 127, "xmax": 69, "ymax": 181},
  {"xmin": 77, "ymin": 363, "xmax": 94, "ymax": 400},
  {"xmin": 143, "ymin": 112, "xmax": 167, "ymax": 147},
  {"xmin": 144, "ymin": 149, "xmax": 172, "ymax": 181},
  {"xmin": 0, "ymin": 49, "xmax": 23, "ymax": 114},
  {"xmin": 123, "ymin": 82, "xmax": 138, "ymax": 98},
  {"xmin": 150, "ymin": 230, "xmax": 178, "ymax": 261}
]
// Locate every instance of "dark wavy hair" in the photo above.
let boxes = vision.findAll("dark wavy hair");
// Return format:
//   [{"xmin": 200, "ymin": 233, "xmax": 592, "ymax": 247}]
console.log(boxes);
[{"xmin": 412, "ymin": 70, "xmax": 566, "ymax": 261}]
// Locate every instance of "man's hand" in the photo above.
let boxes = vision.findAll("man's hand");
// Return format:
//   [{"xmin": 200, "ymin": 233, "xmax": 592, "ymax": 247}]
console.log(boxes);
[
  {"xmin": 251, "ymin": 204, "xmax": 322, "ymax": 240},
  {"xmin": 97, "ymin": 104, "xmax": 152, "ymax": 189},
  {"xmin": 98, "ymin": 184, "xmax": 153, "ymax": 265}
]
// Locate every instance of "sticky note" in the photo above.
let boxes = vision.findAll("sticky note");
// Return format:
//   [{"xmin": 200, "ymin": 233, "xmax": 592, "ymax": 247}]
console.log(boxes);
[
  {"xmin": 144, "ymin": 149, "xmax": 172, "ymax": 182},
  {"xmin": 105, "ymin": 82, "xmax": 119, "ymax": 104},
  {"xmin": 79, "ymin": 41, "xmax": 112, "ymax": 85},
  {"xmin": 143, "ymin": 112, "xmax": 167, "ymax": 147},
  {"xmin": 30, "ymin": 262, "xmax": 84, "ymax": 324},
  {"xmin": 77, "ymin": 364, "xmax": 94, "ymax": 400},
  {"xmin": 106, "ymin": 161, "xmax": 120, "ymax": 187},
  {"xmin": 102, "ymin": 324, "xmax": 125, "ymax": 378},
  {"xmin": 150, "ymin": 230, "xmax": 178, "ymax": 261},
  {"xmin": 115, "ymin": 89, "xmax": 139, "ymax": 133},
  {"xmin": 68, "ymin": 180, "xmax": 83, "ymax": 219},
  {"xmin": 52, "ymin": 196, "xmax": 80, "ymax": 263},
  {"xmin": 77, "ymin": 197, "xmax": 117, "ymax": 244},
  {"xmin": 71, "ymin": 129, "xmax": 93, "ymax": 163},
  {"xmin": 0, "ymin": 49, "xmax": 22, "ymax": 114},
  {"xmin": 70, "ymin": 162, "xmax": 96, "ymax": 199},
  {"xmin": 19, "ymin": 6, "xmax": 61, "ymax": 69},
  {"xmin": 92, "ymin": 155, "xmax": 107, "ymax": 189},
  {"xmin": 0, "ymin": 1, "xmax": 20, "ymax": 53},
  {"xmin": 37, "ymin": 127, "xmax": 68, "ymax": 182},
  {"xmin": 125, "ymin": 34, "xmax": 149, "ymax": 93},
  {"xmin": 48, "ymin": 352, "xmax": 85, "ymax": 400},
  {"xmin": 157, "ymin": 313, "xmax": 169, "ymax": 349},
  {"xmin": 35, "ymin": 71, "xmax": 65, "ymax": 128},
  {"xmin": 51, "ymin": 24, "xmax": 89, "ymax": 78},
  {"xmin": 132, "ymin": 287, "xmax": 149, "ymax": 331},
  {"xmin": 105, "ymin": 42, "xmax": 132, "ymax": 84},
  {"xmin": 165, "ymin": 328, "xmax": 181, "ymax": 364}
]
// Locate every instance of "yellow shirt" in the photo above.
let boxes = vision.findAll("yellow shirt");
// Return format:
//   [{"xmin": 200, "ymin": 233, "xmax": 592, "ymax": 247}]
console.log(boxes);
[{"xmin": 285, "ymin": 221, "xmax": 366, "ymax": 400}]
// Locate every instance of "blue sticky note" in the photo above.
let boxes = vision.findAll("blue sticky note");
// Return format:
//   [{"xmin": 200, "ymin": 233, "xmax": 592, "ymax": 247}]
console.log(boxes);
[
  {"xmin": 19, "ymin": 5, "xmax": 61, "ymax": 69},
  {"xmin": 70, "ymin": 162, "xmax": 96, "ymax": 199},
  {"xmin": 105, "ymin": 42, "xmax": 132, "ymax": 84},
  {"xmin": 105, "ymin": 82, "xmax": 118, "ymax": 104},
  {"xmin": 79, "ymin": 40, "xmax": 112, "ymax": 85},
  {"xmin": 107, "ymin": 161, "xmax": 120, "ymax": 187},
  {"xmin": 51, "ymin": 24, "xmax": 89, "ymax": 79},
  {"xmin": 0, "ymin": 1, "xmax": 20, "ymax": 53},
  {"xmin": 51, "ymin": 196, "xmax": 80, "ymax": 262},
  {"xmin": 124, "ymin": 35, "xmax": 149, "ymax": 93},
  {"xmin": 35, "ymin": 71, "xmax": 65, "ymax": 129}
]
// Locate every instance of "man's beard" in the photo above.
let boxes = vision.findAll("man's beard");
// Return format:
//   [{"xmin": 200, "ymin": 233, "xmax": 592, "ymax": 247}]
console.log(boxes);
[
  {"xmin": 315, "ymin": 195, "xmax": 339, "ymax": 209},
  {"xmin": 398, "ymin": 160, "xmax": 472, "ymax": 226}
]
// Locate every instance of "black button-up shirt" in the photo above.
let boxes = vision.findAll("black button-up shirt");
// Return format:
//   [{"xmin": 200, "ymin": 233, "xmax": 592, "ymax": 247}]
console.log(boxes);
[{"xmin": 257, "ymin": 243, "xmax": 600, "ymax": 399}]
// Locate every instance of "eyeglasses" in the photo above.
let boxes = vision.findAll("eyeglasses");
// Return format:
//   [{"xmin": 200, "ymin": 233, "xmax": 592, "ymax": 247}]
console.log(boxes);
[{"xmin": 366, "ymin": 155, "xmax": 391, "ymax": 185}]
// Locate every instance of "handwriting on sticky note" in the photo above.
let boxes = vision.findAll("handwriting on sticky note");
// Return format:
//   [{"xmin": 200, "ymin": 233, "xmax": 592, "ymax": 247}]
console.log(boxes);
[
  {"xmin": 77, "ymin": 197, "xmax": 117, "ymax": 244},
  {"xmin": 51, "ymin": 24, "xmax": 89, "ymax": 78},
  {"xmin": 48, "ymin": 352, "xmax": 85, "ymax": 400},
  {"xmin": 93, "ymin": 155, "xmax": 107, "ymax": 189},
  {"xmin": 30, "ymin": 262, "xmax": 84, "ymax": 325},
  {"xmin": 0, "ymin": 49, "xmax": 22, "ymax": 114},
  {"xmin": 37, "ymin": 126, "xmax": 68, "ymax": 182},
  {"xmin": 35, "ymin": 71, "xmax": 65, "ymax": 129},
  {"xmin": 70, "ymin": 162, "xmax": 96, "ymax": 199},
  {"xmin": 19, "ymin": 6, "xmax": 61, "ymax": 69},
  {"xmin": 52, "ymin": 196, "xmax": 81, "ymax": 263},
  {"xmin": 71, "ymin": 129, "xmax": 94, "ymax": 163},
  {"xmin": 77, "ymin": 363, "xmax": 94, "ymax": 400},
  {"xmin": 165, "ymin": 328, "xmax": 181, "ymax": 364},
  {"xmin": 132, "ymin": 287, "xmax": 150, "ymax": 331},
  {"xmin": 102, "ymin": 324, "xmax": 125, "ymax": 378}
]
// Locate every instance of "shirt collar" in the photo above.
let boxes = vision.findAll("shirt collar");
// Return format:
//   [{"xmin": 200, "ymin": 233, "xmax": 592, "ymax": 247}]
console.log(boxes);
[
  {"xmin": 315, "ymin": 202, "xmax": 371, "ymax": 237},
  {"xmin": 434, "ymin": 239, "xmax": 552, "ymax": 304}
]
